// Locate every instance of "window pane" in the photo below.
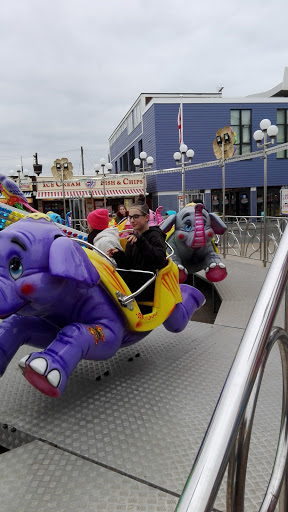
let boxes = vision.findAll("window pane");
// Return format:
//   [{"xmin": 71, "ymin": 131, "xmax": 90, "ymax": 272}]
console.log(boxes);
[
  {"xmin": 242, "ymin": 110, "xmax": 251, "ymax": 125},
  {"xmin": 277, "ymin": 125, "xmax": 285, "ymax": 143},
  {"xmin": 231, "ymin": 110, "xmax": 240, "ymax": 125},
  {"xmin": 277, "ymin": 109, "xmax": 285, "ymax": 124},
  {"xmin": 277, "ymin": 150, "xmax": 285, "ymax": 159},
  {"xmin": 242, "ymin": 144, "xmax": 251, "ymax": 154},
  {"xmin": 232, "ymin": 126, "xmax": 240, "ymax": 141},
  {"xmin": 242, "ymin": 126, "xmax": 250, "ymax": 143},
  {"xmin": 234, "ymin": 145, "xmax": 240, "ymax": 156}
]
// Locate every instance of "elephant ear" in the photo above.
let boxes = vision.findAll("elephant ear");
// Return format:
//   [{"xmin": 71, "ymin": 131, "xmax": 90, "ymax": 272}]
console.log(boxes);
[
  {"xmin": 160, "ymin": 214, "xmax": 177, "ymax": 233},
  {"xmin": 209, "ymin": 213, "xmax": 227, "ymax": 235},
  {"xmin": 49, "ymin": 236, "xmax": 100, "ymax": 285}
]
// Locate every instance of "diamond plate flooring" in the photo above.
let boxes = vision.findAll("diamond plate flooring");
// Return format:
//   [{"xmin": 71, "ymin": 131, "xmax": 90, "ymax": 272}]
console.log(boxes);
[{"xmin": 0, "ymin": 256, "xmax": 285, "ymax": 511}]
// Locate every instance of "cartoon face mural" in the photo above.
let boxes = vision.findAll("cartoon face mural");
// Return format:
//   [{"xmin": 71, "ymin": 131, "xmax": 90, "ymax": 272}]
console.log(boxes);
[
  {"xmin": 160, "ymin": 203, "xmax": 228, "ymax": 283},
  {"xmin": 0, "ymin": 214, "xmax": 204, "ymax": 398}
]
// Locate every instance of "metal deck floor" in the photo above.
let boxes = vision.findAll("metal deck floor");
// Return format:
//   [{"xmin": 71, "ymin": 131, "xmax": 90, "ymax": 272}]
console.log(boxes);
[{"xmin": 0, "ymin": 257, "xmax": 285, "ymax": 511}]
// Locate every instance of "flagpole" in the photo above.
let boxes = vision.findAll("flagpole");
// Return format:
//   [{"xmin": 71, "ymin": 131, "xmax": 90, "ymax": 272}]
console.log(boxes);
[{"xmin": 180, "ymin": 100, "xmax": 186, "ymax": 207}]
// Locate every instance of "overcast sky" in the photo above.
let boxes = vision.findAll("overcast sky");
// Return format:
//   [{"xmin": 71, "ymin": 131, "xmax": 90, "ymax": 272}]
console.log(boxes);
[{"xmin": 1, "ymin": 0, "xmax": 287, "ymax": 176}]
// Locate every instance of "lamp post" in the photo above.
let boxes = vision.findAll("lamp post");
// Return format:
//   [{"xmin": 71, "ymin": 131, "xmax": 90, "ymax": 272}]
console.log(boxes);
[
  {"xmin": 133, "ymin": 151, "xmax": 154, "ymax": 199},
  {"xmin": 173, "ymin": 144, "xmax": 194, "ymax": 208},
  {"xmin": 55, "ymin": 161, "xmax": 70, "ymax": 218},
  {"xmin": 253, "ymin": 119, "xmax": 278, "ymax": 267},
  {"xmin": 94, "ymin": 159, "xmax": 113, "ymax": 208}
]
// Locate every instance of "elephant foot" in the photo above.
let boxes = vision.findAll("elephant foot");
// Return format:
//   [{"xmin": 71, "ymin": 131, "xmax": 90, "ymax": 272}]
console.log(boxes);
[
  {"xmin": 205, "ymin": 262, "xmax": 227, "ymax": 283},
  {"xmin": 18, "ymin": 355, "xmax": 66, "ymax": 398},
  {"xmin": 178, "ymin": 265, "xmax": 188, "ymax": 283}
]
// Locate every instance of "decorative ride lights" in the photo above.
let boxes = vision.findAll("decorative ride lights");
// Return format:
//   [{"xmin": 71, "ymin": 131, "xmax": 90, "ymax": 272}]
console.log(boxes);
[
  {"xmin": 133, "ymin": 151, "xmax": 154, "ymax": 199},
  {"xmin": 94, "ymin": 159, "xmax": 113, "ymax": 209},
  {"xmin": 173, "ymin": 144, "xmax": 194, "ymax": 209},
  {"xmin": 253, "ymin": 119, "xmax": 279, "ymax": 267}
]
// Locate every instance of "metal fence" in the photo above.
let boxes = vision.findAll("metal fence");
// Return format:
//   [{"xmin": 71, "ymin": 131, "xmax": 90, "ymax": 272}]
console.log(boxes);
[
  {"xmin": 176, "ymin": 224, "xmax": 288, "ymax": 512},
  {"xmin": 216, "ymin": 215, "xmax": 288, "ymax": 263}
]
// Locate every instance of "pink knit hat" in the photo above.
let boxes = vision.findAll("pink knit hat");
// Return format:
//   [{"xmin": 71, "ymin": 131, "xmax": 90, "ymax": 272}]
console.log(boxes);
[{"xmin": 87, "ymin": 209, "xmax": 109, "ymax": 230}]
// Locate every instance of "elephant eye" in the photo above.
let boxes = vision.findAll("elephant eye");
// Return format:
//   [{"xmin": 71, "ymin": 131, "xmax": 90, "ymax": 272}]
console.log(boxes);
[
  {"xmin": 9, "ymin": 257, "xmax": 23, "ymax": 280},
  {"xmin": 184, "ymin": 222, "xmax": 192, "ymax": 232}
]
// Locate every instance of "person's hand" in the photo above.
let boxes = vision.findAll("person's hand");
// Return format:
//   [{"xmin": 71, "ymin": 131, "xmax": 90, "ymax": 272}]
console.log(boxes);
[
  {"xmin": 107, "ymin": 248, "xmax": 119, "ymax": 258},
  {"xmin": 126, "ymin": 233, "xmax": 138, "ymax": 245}
]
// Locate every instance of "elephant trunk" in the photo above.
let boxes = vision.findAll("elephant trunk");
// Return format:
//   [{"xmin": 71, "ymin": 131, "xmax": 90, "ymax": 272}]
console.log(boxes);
[{"xmin": 192, "ymin": 204, "xmax": 206, "ymax": 248}]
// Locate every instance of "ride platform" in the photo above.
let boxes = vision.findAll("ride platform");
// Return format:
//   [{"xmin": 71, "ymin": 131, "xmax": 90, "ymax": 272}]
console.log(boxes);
[{"xmin": 0, "ymin": 258, "xmax": 285, "ymax": 511}]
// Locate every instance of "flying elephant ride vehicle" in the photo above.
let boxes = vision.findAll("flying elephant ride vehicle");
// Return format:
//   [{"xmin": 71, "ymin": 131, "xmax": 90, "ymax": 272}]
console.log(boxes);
[{"xmin": 0, "ymin": 210, "xmax": 205, "ymax": 398}]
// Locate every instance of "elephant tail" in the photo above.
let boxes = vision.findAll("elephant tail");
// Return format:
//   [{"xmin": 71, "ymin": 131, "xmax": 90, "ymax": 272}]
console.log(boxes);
[{"xmin": 163, "ymin": 284, "xmax": 205, "ymax": 333}]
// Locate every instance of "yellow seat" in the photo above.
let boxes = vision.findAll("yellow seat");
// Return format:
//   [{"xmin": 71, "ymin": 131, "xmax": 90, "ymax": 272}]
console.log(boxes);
[{"xmin": 84, "ymin": 248, "xmax": 182, "ymax": 332}]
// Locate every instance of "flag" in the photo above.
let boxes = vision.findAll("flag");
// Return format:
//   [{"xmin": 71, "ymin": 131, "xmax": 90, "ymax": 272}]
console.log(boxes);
[{"xmin": 178, "ymin": 104, "xmax": 183, "ymax": 145}]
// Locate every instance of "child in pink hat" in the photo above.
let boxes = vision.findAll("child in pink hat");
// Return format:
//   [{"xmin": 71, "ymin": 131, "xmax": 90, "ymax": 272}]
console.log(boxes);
[{"xmin": 87, "ymin": 209, "xmax": 122, "ymax": 261}]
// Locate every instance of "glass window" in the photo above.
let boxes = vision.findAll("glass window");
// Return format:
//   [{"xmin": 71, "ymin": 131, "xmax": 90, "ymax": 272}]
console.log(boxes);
[
  {"xmin": 231, "ymin": 109, "xmax": 251, "ymax": 155},
  {"xmin": 276, "ymin": 109, "xmax": 288, "ymax": 158}
]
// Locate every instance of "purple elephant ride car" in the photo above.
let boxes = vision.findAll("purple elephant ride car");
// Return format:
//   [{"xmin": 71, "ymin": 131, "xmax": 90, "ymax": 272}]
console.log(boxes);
[
  {"xmin": 0, "ymin": 213, "xmax": 205, "ymax": 398},
  {"xmin": 160, "ymin": 203, "xmax": 228, "ymax": 283}
]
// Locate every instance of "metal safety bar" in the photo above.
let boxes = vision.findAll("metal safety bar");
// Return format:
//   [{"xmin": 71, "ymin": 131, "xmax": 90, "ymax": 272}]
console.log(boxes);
[{"xmin": 176, "ymin": 224, "xmax": 288, "ymax": 512}]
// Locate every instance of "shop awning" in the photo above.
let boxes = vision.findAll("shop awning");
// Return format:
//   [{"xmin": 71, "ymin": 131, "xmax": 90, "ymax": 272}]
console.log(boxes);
[{"xmin": 36, "ymin": 188, "xmax": 145, "ymax": 199}]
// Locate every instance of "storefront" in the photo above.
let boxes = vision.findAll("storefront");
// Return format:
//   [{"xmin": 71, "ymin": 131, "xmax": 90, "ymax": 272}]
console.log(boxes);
[
  {"xmin": 211, "ymin": 188, "xmax": 250, "ymax": 216},
  {"xmin": 36, "ymin": 174, "xmax": 145, "ymax": 220}
]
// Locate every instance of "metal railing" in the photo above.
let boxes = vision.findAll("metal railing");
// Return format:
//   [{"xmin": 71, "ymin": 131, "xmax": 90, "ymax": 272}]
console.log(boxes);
[
  {"xmin": 216, "ymin": 215, "xmax": 288, "ymax": 264},
  {"xmin": 176, "ymin": 224, "xmax": 288, "ymax": 511}
]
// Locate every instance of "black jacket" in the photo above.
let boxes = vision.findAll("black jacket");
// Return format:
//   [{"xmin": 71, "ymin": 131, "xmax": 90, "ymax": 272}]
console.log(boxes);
[{"xmin": 113, "ymin": 226, "xmax": 167, "ymax": 272}]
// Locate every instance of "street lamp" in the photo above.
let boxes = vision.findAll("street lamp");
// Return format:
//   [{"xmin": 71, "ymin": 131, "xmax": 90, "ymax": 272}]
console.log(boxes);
[
  {"xmin": 133, "ymin": 151, "xmax": 154, "ymax": 199},
  {"xmin": 94, "ymin": 159, "xmax": 113, "ymax": 208},
  {"xmin": 253, "ymin": 119, "xmax": 278, "ymax": 267},
  {"xmin": 173, "ymin": 144, "xmax": 194, "ymax": 208}
]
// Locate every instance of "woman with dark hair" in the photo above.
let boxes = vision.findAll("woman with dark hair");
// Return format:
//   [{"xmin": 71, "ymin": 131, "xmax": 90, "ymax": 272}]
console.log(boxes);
[
  {"xmin": 115, "ymin": 204, "xmax": 128, "ymax": 224},
  {"xmin": 107, "ymin": 201, "xmax": 167, "ymax": 303},
  {"xmin": 108, "ymin": 199, "xmax": 167, "ymax": 270}
]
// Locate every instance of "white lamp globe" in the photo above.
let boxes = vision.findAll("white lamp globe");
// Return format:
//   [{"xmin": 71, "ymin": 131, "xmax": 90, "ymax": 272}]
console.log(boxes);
[
  {"xmin": 133, "ymin": 158, "xmax": 141, "ymax": 166},
  {"xmin": 146, "ymin": 156, "xmax": 154, "ymax": 165},
  {"xmin": 94, "ymin": 163, "xmax": 100, "ymax": 171},
  {"xmin": 15, "ymin": 164, "xmax": 21, "ymax": 172},
  {"xmin": 106, "ymin": 163, "xmax": 113, "ymax": 172},
  {"xmin": 173, "ymin": 152, "xmax": 181, "ymax": 161},
  {"xmin": 186, "ymin": 149, "xmax": 195, "ymax": 159},
  {"xmin": 23, "ymin": 169, "xmax": 29, "ymax": 178},
  {"xmin": 8, "ymin": 170, "xmax": 15, "ymax": 177},
  {"xmin": 260, "ymin": 119, "xmax": 271, "ymax": 131},
  {"xmin": 99, "ymin": 158, "xmax": 106, "ymax": 166},
  {"xmin": 180, "ymin": 144, "xmax": 188, "ymax": 153},
  {"xmin": 139, "ymin": 151, "xmax": 147, "ymax": 160},
  {"xmin": 267, "ymin": 125, "xmax": 278, "ymax": 138},
  {"xmin": 253, "ymin": 130, "xmax": 264, "ymax": 143}
]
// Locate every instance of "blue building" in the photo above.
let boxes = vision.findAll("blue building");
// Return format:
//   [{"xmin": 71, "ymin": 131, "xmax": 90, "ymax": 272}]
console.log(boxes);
[{"xmin": 109, "ymin": 68, "xmax": 288, "ymax": 216}]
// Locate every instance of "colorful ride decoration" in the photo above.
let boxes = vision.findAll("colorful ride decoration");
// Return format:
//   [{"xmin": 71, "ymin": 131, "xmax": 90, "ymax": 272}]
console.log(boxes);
[
  {"xmin": 46, "ymin": 211, "xmax": 72, "ymax": 227},
  {"xmin": 0, "ymin": 214, "xmax": 204, "ymax": 398},
  {"xmin": 160, "ymin": 203, "xmax": 228, "ymax": 283},
  {"xmin": 213, "ymin": 126, "xmax": 236, "ymax": 159},
  {"xmin": 0, "ymin": 173, "xmax": 37, "ymax": 212}
]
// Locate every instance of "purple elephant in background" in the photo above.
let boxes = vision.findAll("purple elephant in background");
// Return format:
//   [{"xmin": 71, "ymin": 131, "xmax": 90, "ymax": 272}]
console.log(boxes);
[
  {"xmin": 160, "ymin": 203, "xmax": 228, "ymax": 283},
  {"xmin": 0, "ymin": 214, "xmax": 204, "ymax": 398}
]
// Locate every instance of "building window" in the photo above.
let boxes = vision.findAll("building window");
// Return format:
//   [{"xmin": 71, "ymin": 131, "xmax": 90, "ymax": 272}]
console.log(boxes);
[
  {"xmin": 230, "ymin": 109, "xmax": 251, "ymax": 155},
  {"xmin": 123, "ymin": 152, "xmax": 128, "ymax": 172},
  {"xmin": 128, "ymin": 146, "xmax": 135, "ymax": 172},
  {"xmin": 277, "ymin": 109, "xmax": 288, "ymax": 158},
  {"xmin": 138, "ymin": 139, "xmax": 143, "ymax": 155},
  {"xmin": 115, "ymin": 161, "xmax": 118, "ymax": 174}
]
